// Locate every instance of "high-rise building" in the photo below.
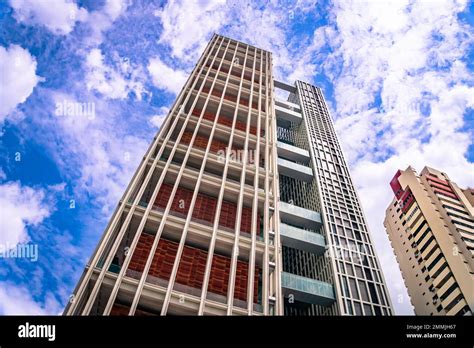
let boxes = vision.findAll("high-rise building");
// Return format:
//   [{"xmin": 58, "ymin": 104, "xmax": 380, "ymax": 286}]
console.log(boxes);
[
  {"xmin": 65, "ymin": 34, "xmax": 393, "ymax": 316},
  {"xmin": 384, "ymin": 166, "xmax": 474, "ymax": 315}
]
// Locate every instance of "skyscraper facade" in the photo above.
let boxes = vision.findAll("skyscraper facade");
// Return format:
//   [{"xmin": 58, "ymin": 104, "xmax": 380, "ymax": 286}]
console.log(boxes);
[
  {"xmin": 65, "ymin": 34, "xmax": 393, "ymax": 316},
  {"xmin": 385, "ymin": 166, "xmax": 473, "ymax": 315}
]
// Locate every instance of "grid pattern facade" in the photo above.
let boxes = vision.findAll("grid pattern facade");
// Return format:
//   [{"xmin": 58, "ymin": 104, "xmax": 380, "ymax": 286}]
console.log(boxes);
[{"xmin": 294, "ymin": 81, "xmax": 393, "ymax": 315}]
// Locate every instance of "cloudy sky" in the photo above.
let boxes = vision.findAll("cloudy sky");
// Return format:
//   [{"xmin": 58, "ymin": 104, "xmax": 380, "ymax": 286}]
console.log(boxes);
[{"xmin": 0, "ymin": 0, "xmax": 473, "ymax": 315}]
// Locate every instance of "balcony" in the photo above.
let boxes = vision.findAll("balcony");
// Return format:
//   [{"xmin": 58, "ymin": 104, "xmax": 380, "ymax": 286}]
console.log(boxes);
[
  {"xmin": 279, "ymin": 223, "xmax": 326, "ymax": 255},
  {"xmin": 279, "ymin": 201, "xmax": 322, "ymax": 230},
  {"xmin": 281, "ymin": 272, "xmax": 335, "ymax": 306},
  {"xmin": 277, "ymin": 141, "xmax": 310, "ymax": 164},
  {"xmin": 277, "ymin": 158, "xmax": 313, "ymax": 182},
  {"xmin": 274, "ymin": 80, "xmax": 296, "ymax": 94},
  {"xmin": 275, "ymin": 99, "xmax": 300, "ymax": 112},
  {"xmin": 274, "ymin": 104, "xmax": 302, "ymax": 124}
]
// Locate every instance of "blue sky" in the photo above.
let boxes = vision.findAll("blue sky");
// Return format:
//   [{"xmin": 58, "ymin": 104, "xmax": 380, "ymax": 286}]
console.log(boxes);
[{"xmin": 0, "ymin": 0, "xmax": 472, "ymax": 315}]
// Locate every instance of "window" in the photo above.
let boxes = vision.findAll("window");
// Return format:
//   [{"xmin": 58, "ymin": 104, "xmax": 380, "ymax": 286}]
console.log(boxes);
[
  {"xmin": 342, "ymin": 277, "xmax": 350, "ymax": 297},
  {"xmin": 427, "ymin": 253, "xmax": 444, "ymax": 272},
  {"xmin": 354, "ymin": 302, "xmax": 362, "ymax": 315},
  {"xmin": 454, "ymin": 305, "xmax": 470, "ymax": 316},
  {"xmin": 364, "ymin": 267, "xmax": 373, "ymax": 281},
  {"xmin": 444, "ymin": 293, "xmax": 463, "ymax": 312},
  {"xmin": 349, "ymin": 278, "xmax": 359, "ymax": 299},
  {"xmin": 431, "ymin": 262, "xmax": 448, "ymax": 279},
  {"xmin": 368, "ymin": 283, "xmax": 379, "ymax": 304},
  {"xmin": 440, "ymin": 283, "xmax": 458, "ymax": 302},
  {"xmin": 419, "ymin": 235, "xmax": 435, "ymax": 254},
  {"xmin": 358, "ymin": 281, "xmax": 370, "ymax": 302},
  {"xmin": 363, "ymin": 304, "xmax": 373, "ymax": 315}
]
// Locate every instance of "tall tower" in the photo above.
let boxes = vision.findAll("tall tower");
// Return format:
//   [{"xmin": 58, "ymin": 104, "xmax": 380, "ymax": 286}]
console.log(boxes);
[
  {"xmin": 65, "ymin": 34, "xmax": 393, "ymax": 316},
  {"xmin": 384, "ymin": 166, "xmax": 473, "ymax": 315}
]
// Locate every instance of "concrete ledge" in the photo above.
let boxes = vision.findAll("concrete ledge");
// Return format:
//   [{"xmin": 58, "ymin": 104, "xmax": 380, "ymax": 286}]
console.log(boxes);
[
  {"xmin": 278, "ymin": 158, "xmax": 313, "ymax": 182},
  {"xmin": 274, "ymin": 80, "xmax": 296, "ymax": 93},
  {"xmin": 280, "ymin": 223, "xmax": 326, "ymax": 255},
  {"xmin": 277, "ymin": 141, "xmax": 310, "ymax": 164},
  {"xmin": 281, "ymin": 272, "xmax": 335, "ymax": 306},
  {"xmin": 279, "ymin": 201, "xmax": 322, "ymax": 230},
  {"xmin": 275, "ymin": 104, "xmax": 302, "ymax": 124}
]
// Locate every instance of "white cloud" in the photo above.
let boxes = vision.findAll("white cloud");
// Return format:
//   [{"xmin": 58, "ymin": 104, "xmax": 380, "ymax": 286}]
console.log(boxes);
[
  {"xmin": 153, "ymin": 1, "xmax": 318, "ymax": 87},
  {"xmin": 84, "ymin": 0, "xmax": 131, "ymax": 46},
  {"xmin": 9, "ymin": 0, "xmax": 87, "ymax": 35},
  {"xmin": 149, "ymin": 106, "xmax": 170, "ymax": 128},
  {"xmin": 0, "ymin": 45, "xmax": 42, "ymax": 123},
  {"xmin": 0, "ymin": 281, "xmax": 62, "ymax": 315},
  {"xmin": 148, "ymin": 57, "xmax": 187, "ymax": 95},
  {"xmin": 85, "ymin": 48, "xmax": 145, "ymax": 100},
  {"xmin": 156, "ymin": 0, "xmax": 227, "ymax": 62},
  {"xmin": 50, "ymin": 92, "xmax": 148, "ymax": 215},
  {"xmin": 0, "ymin": 182, "xmax": 50, "ymax": 248}
]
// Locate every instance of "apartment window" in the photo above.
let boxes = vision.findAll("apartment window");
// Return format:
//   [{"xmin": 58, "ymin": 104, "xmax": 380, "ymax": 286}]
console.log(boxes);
[
  {"xmin": 440, "ymin": 283, "xmax": 458, "ymax": 302},
  {"xmin": 431, "ymin": 262, "xmax": 448, "ymax": 279},
  {"xmin": 349, "ymin": 278, "xmax": 359, "ymax": 300},
  {"xmin": 342, "ymin": 277, "xmax": 350, "ymax": 297},
  {"xmin": 427, "ymin": 253, "xmax": 444, "ymax": 271},
  {"xmin": 435, "ymin": 273, "xmax": 452, "ymax": 290},
  {"xmin": 353, "ymin": 302, "xmax": 363, "ymax": 315},
  {"xmin": 413, "ymin": 221, "xmax": 427, "ymax": 238},
  {"xmin": 358, "ymin": 280, "xmax": 370, "ymax": 302},
  {"xmin": 368, "ymin": 282, "xmax": 379, "ymax": 304},
  {"xmin": 444, "ymin": 293, "xmax": 463, "ymax": 312},
  {"xmin": 423, "ymin": 245, "xmax": 438, "ymax": 261},
  {"xmin": 416, "ymin": 228, "xmax": 431, "ymax": 245},
  {"xmin": 345, "ymin": 300, "xmax": 353, "ymax": 315},
  {"xmin": 454, "ymin": 305, "xmax": 471, "ymax": 316},
  {"xmin": 443, "ymin": 204, "xmax": 469, "ymax": 215},
  {"xmin": 419, "ymin": 235, "xmax": 435, "ymax": 254},
  {"xmin": 363, "ymin": 304, "xmax": 373, "ymax": 315}
]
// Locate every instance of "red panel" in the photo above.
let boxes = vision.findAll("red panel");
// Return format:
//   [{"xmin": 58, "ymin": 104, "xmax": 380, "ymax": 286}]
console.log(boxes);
[
  {"xmin": 180, "ymin": 130, "xmax": 236, "ymax": 154},
  {"xmin": 191, "ymin": 108, "xmax": 262, "ymax": 136},
  {"xmin": 153, "ymin": 184, "xmax": 261, "ymax": 236},
  {"xmin": 429, "ymin": 181, "xmax": 455, "ymax": 195},
  {"xmin": 426, "ymin": 175, "xmax": 450, "ymax": 187},
  {"xmin": 434, "ymin": 189, "xmax": 458, "ymax": 200},
  {"xmin": 206, "ymin": 63, "xmax": 254, "ymax": 84},
  {"xmin": 128, "ymin": 235, "xmax": 260, "ymax": 303},
  {"xmin": 390, "ymin": 170, "xmax": 403, "ymax": 199},
  {"xmin": 110, "ymin": 303, "xmax": 154, "ymax": 316},
  {"xmin": 400, "ymin": 189, "xmax": 415, "ymax": 213}
]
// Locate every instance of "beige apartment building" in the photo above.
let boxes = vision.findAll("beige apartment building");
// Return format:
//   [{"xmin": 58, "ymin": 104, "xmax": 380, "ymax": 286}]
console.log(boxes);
[{"xmin": 385, "ymin": 166, "xmax": 474, "ymax": 315}]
